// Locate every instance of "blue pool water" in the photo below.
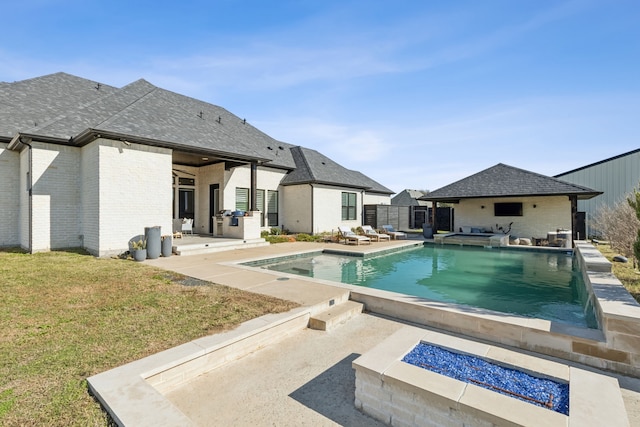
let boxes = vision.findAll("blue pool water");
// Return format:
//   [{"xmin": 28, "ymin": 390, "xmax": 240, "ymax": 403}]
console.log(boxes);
[{"xmin": 255, "ymin": 245, "xmax": 597, "ymax": 328}]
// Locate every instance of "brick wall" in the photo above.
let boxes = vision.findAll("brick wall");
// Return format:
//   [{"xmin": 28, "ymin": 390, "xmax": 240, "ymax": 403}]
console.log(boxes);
[
  {"xmin": 455, "ymin": 196, "xmax": 571, "ymax": 239},
  {"xmin": 0, "ymin": 144, "xmax": 20, "ymax": 247},
  {"xmin": 91, "ymin": 140, "xmax": 173, "ymax": 257},
  {"xmin": 81, "ymin": 142, "xmax": 100, "ymax": 252},
  {"xmin": 28, "ymin": 142, "xmax": 82, "ymax": 252}
]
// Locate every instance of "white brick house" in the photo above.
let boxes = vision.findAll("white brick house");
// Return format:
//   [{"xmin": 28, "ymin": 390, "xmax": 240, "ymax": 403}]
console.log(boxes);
[{"xmin": 0, "ymin": 73, "xmax": 392, "ymax": 256}]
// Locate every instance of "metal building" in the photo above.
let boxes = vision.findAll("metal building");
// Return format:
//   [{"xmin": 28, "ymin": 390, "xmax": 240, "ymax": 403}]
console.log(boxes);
[{"xmin": 555, "ymin": 148, "xmax": 640, "ymax": 237}]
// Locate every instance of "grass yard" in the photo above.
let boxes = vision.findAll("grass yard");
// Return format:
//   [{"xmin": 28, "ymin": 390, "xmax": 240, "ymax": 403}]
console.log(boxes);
[
  {"xmin": 0, "ymin": 250, "xmax": 298, "ymax": 426},
  {"xmin": 597, "ymin": 244, "xmax": 640, "ymax": 303}
]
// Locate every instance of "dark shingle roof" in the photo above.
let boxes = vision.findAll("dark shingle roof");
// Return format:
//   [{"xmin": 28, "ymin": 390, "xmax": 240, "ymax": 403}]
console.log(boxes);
[
  {"xmin": 421, "ymin": 163, "xmax": 602, "ymax": 202},
  {"xmin": 2, "ymin": 72, "xmax": 394, "ymax": 191},
  {"xmin": 0, "ymin": 72, "xmax": 118, "ymax": 139},
  {"xmin": 281, "ymin": 146, "xmax": 393, "ymax": 193},
  {"xmin": 1, "ymin": 72, "xmax": 296, "ymax": 167},
  {"xmin": 392, "ymin": 189, "xmax": 430, "ymax": 206},
  {"xmin": 349, "ymin": 170, "xmax": 394, "ymax": 194}
]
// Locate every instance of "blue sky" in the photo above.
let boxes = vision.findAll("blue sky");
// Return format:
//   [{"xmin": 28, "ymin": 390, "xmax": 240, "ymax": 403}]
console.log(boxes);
[{"xmin": 2, "ymin": 0, "xmax": 639, "ymax": 193}]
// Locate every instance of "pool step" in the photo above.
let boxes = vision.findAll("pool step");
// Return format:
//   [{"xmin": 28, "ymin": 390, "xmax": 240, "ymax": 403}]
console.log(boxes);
[
  {"xmin": 309, "ymin": 300, "xmax": 363, "ymax": 331},
  {"xmin": 173, "ymin": 238, "xmax": 269, "ymax": 256}
]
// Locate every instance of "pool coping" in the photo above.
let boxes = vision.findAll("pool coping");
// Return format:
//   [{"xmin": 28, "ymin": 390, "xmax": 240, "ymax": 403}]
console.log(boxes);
[
  {"xmin": 244, "ymin": 241, "xmax": 595, "ymax": 329},
  {"xmin": 232, "ymin": 240, "xmax": 640, "ymax": 377}
]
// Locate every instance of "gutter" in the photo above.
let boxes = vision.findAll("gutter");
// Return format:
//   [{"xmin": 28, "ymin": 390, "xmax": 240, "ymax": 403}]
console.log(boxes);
[
  {"xmin": 7, "ymin": 132, "xmax": 69, "ymax": 149},
  {"xmin": 74, "ymin": 128, "xmax": 272, "ymax": 164},
  {"xmin": 361, "ymin": 189, "xmax": 365, "ymax": 225},
  {"xmin": 310, "ymin": 184, "xmax": 314, "ymax": 234}
]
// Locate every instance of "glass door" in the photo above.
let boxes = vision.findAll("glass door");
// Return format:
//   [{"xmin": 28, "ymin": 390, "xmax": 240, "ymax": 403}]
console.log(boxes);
[{"xmin": 179, "ymin": 189, "xmax": 195, "ymax": 220}]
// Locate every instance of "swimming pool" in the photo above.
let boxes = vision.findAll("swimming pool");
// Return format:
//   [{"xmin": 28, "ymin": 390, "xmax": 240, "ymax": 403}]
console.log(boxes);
[{"xmin": 254, "ymin": 245, "xmax": 597, "ymax": 329}]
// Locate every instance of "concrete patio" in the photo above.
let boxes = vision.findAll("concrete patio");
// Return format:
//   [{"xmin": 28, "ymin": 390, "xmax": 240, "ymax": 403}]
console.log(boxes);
[{"xmin": 88, "ymin": 240, "xmax": 640, "ymax": 426}]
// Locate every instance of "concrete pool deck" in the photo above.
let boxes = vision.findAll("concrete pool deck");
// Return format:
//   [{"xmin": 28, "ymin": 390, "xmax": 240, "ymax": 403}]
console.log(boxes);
[{"xmin": 89, "ymin": 240, "xmax": 640, "ymax": 426}]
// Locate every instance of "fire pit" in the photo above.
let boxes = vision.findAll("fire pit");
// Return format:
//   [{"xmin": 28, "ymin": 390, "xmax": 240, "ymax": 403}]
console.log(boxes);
[
  {"xmin": 353, "ymin": 327, "xmax": 629, "ymax": 427},
  {"xmin": 402, "ymin": 342, "xmax": 569, "ymax": 415}
]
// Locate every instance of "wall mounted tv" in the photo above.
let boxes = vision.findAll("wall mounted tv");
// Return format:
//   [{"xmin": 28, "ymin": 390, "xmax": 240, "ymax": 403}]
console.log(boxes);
[{"xmin": 494, "ymin": 202, "xmax": 523, "ymax": 216}]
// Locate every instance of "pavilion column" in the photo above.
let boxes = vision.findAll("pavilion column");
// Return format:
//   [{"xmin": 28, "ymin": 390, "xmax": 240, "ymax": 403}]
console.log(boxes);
[
  {"xmin": 250, "ymin": 161, "xmax": 257, "ymax": 211},
  {"xmin": 570, "ymin": 195, "xmax": 578, "ymax": 244},
  {"xmin": 431, "ymin": 201, "xmax": 437, "ymax": 232}
]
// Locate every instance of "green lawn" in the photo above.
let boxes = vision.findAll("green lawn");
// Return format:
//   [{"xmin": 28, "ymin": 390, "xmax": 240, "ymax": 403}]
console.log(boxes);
[
  {"xmin": 0, "ymin": 250, "xmax": 297, "ymax": 426},
  {"xmin": 597, "ymin": 244, "xmax": 640, "ymax": 303}
]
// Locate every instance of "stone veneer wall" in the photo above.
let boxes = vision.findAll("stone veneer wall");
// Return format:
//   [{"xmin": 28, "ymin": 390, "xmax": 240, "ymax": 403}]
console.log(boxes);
[
  {"xmin": 573, "ymin": 242, "xmax": 640, "ymax": 376},
  {"xmin": 353, "ymin": 327, "xmax": 630, "ymax": 427}
]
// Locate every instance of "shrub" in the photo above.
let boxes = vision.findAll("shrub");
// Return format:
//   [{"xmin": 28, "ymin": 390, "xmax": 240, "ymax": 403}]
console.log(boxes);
[
  {"xmin": 265, "ymin": 235, "xmax": 292, "ymax": 244},
  {"xmin": 592, "ymin": 195, "xmax": 639, "ymax": 260},
  {"xmin": 628, "ymin": 188, "xmax": 640, "ymax": 267},
  {"xmin": 295, "ymin": 233, "xmax": 317, "ymax": 242}
]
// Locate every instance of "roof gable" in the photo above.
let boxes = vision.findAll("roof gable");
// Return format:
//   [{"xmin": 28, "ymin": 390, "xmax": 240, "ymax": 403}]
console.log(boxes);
[
  {"xmin": 392, "ymin": 189, "xmax": 429, "ymax": 205},
  {"xmin": 422, "ymin": 163, "xmax": 602, "ymax": 202},
  {"xmin": 0, "ymin": 72, "xmax": 118, "ymax": 139},
  {"xmin": 282, "ymin": 146, "xmax": 392, "ymax": 193},
  {"xmin": 2, "ymin": 73, "xmax": 297, "ymax": 168}
]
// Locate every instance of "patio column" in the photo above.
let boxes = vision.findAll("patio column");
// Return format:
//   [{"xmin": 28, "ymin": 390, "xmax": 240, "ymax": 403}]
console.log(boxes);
[
  {"xmin": 570, "ymin": 195, "xmax": 578, "ymax": 244},
  {"xmin": 431, "ymin": 201, "xmax": 437, "ymax": 232},
  {"xmin": 250, "ymin": 161, "xmax": 257, "ymax": 211}
]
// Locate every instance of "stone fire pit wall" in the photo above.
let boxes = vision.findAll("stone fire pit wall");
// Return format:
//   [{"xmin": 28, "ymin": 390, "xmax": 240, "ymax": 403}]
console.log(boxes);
[{"xmin": 352, "ymin": 327, "xmax": 630, "ymax": 427}]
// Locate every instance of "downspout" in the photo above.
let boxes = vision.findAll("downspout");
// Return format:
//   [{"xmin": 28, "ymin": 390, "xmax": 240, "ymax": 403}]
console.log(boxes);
[
  {"xmin": 19, "ymin": 136, "xmax": 33, "ymax": 253},
  {"xmin": 310, "ymin": 184, "xmax": 314, "ymax": 234},
  {"xmin": 361, "ymin": 190, "xmax": 365, "ymax": 225}
]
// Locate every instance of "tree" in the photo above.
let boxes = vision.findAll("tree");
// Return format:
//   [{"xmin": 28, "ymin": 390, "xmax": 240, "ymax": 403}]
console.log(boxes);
[{"xmin": 591, "ymin": 196, "xmax": 639, "ymax": 260}]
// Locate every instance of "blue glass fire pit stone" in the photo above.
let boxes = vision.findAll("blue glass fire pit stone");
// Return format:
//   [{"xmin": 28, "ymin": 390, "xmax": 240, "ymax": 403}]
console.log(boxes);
[{"xmin": 402, "ymin": 342, "xmax": 570, "ymax": 415}]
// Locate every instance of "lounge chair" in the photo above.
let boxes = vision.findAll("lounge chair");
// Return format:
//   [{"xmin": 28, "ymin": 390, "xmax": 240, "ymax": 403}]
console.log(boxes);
[
  {"xmin": 338, "ymin": 226, "xmax": 371, "ymax": 245},
  {"xmin": 181, "ymin": 218, "xmax": 194, "ymax": 236},
  {"xmin": 361, "ymin": 225, "xmax": 391, "ymax": 242},
  {"xmin": 381, "ymin": 225, "xmax": 407, "ymax": 240}
]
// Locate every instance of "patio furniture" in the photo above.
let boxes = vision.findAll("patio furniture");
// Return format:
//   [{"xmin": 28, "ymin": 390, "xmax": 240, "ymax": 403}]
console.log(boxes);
[
  {"xmin": 338, "ymin": 226, "xmax": 371, "ymax": 245},
  {"xmin": 361, "ymin": 225, "xmax": 391, "ymax": 242},
  {"xmin": 381, "ymin": 225, "xmax": 407, "ymax": 240},
  {"xmin": 181, "ymin": 218, "xmax": 194, "ymax": 236}
]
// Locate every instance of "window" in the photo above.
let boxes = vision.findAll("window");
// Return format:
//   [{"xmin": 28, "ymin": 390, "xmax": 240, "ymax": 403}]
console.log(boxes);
[
  {"xmin": 494, "ymin": 202, "xmax": 523, "ymax": 216},
  {"xmin": 178, "ymin": 177, "xmax": 195, "ymax": 186},
  {"xmin": 342, "ymin": 192, "xmax": 357, "ymax": 220},
  {"xmin": 235, "ymin": 187, "xmax": 249, "ymax": 212},
  {"xmin": 267, "ymin": 190, "xmax": 278, "ymax": 226},
  {"xmin": 256, "ymin": 189, "xmax": 265, "ymax": 227}
]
